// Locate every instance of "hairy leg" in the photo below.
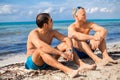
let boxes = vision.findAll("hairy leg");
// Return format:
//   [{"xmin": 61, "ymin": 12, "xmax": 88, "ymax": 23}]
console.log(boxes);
[
  {"xmin": 57, "ymin": 41, "xmax": 96, "ymax": 71},
  {"xmin": 73, "ymin": 51, "xmax": 96, "ymax": 71},
  {"xmin": 79, "ymin": 41, "xmax": 111, "ymax": 66},
  {"xmin": 32, "ymin": 49, "xmax": 78, "ymax": 78},
  {"xmin": 56, "ymin": 42, "xmax": 86, "ymax": 65},
  {"xmin": 54, "ymin": 42, "xmax": 66, "ymax": 60},
  {"xmin": 98, "ymin": 39, "xmax": 118, "ymax": 64},
  {"xmin": 79, "ymin": 41, "xmax": 102, "ymax": 62}
]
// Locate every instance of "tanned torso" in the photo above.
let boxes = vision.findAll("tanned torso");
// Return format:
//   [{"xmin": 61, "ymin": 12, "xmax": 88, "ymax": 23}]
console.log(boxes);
[
  {"xmin": 72, "ymin": 22, "xmax": 91, "ymax": 34},
  {"xmin": 26, "ymin": 28, "xmax": 54, "ymax": 57},
  {"xmin": 68, "ymin": 22, "xmax": 93, "ymax": 48}
]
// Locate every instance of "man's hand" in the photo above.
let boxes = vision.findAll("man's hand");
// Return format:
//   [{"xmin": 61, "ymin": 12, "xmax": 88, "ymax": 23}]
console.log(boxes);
[
  {"xmin": 93, "ymin": 36, "xmax": 101, "ymax": 41},
  {"xmin": 60, "ymin": 52, "xmax": 68, "ymax": 60},
  {"xmin": 90, "ymin": 40, "xmax": 100, "ymax": 50},
  {"xmin": 65, "ymin": 50, "xmax": 73, "ymax": 61},
  {"xmin": 60, "ymin": 49, "xmax": 74, "ymax": 61}
]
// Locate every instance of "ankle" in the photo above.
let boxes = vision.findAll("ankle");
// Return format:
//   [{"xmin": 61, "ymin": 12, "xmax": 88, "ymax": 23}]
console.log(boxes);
[
  {"xmin": 103, "ymin": 56, "xmax": 111, "ymax": 59},
  {"xmin": 65, "ymin": 69, "xmax": 73, "ymax": 74},
  {"xmin": 79, "ymin": 62, "xmax": 86, "ymax": 66}
]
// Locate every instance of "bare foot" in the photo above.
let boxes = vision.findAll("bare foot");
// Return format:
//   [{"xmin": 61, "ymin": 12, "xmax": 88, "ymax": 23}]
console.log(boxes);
[
  {"xmin": 95, "ymin": 59, "xmax": 113, "ymax": 69},
  {"xmin": 95, "ymin": 59, "xmax": 109, "ymax": 66},
  {"xmin": 105, "ymin": 57, "xmax": 118, "ymax": 64},
  {"xmin": 66, "ymin": 70, "xmax": 79, "ymax": 78},
  {"xmin": 78, "ymin": 64, "xmax": 96, "ymax": 72}
]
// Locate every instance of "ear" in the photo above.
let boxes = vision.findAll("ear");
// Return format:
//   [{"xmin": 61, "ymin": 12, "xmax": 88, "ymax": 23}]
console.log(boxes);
[{"xmin": 43, "ymin": 23, "xmax": 47, "ymax": 28}]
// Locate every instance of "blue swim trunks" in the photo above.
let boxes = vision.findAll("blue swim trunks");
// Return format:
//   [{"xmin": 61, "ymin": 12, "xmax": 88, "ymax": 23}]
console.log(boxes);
[{"xmin": 25, "ymin": 55, "xmax": 48, "ymax": 70}]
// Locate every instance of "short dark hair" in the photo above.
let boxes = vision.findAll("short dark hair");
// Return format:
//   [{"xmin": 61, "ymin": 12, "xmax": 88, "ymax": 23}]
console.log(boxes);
[{"xmin": 36, "ymin": 13, "xmax": 50, "ymax": 28}]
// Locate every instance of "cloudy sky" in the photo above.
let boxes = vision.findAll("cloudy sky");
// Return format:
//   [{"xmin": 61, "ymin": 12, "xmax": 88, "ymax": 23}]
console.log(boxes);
[{"xmin": 0, "ymin": 0, "xmax": 120, "ymax": 22}]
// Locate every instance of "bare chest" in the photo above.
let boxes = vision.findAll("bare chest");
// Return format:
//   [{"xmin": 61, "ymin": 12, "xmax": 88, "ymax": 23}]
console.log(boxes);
[
  {"xmin": 76, "ymin": 27, "xmax": 90, "ymax": 34},
  {"xmin": 40, "ymin": 33, "xmax": 53, "ymax": 44}
]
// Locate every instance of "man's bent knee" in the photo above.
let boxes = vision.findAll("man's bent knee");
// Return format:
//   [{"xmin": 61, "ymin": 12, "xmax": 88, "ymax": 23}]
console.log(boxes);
[{"xmin": 56, "ymin": 42, "xmax": 67, "ymax": 52}]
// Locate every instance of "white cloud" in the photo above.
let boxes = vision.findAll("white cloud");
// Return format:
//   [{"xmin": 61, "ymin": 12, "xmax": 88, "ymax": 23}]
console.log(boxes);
[
  {"xmin": 28, "ymin": 10, "xmax": 33, "ymax": 16},
  {"xmin": 0, "ymin": 4, "xmax": 18, "ymax": 15},
  {"xmin": 43, "ymin": 7, "xmax": 53, "ymax": 13},
  {"xmin": 100, "ymin": 8, "xmax": 112, "ymax": 13},
  {"xmin": 59, "ymin": 7, "xmax": 65, "ymax": 13},
  {"xmin": 86, "ymin": 7, "xmax": 99, "ymax": 13},
  {"xmin": 0, "ymin": 0, "xmax": 119, "ymax": 22},
  {"xmin": 86, "ymin": 7, "xmax": 112, "ymax": 13}
]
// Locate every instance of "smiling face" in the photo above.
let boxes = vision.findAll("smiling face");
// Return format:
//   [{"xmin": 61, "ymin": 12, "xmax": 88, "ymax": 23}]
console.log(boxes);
[{"xmin": 75, "ymin": 8, "xmax": 86, "ymax": 22}]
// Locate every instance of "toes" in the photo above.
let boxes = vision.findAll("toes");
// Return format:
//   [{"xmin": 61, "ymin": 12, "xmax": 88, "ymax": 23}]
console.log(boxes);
[
  {"xmin": 106, "ymin": 58, "xmax": 118, "ymax": 64},
  {"xmin": 109, "ymin": 60, "xmax": 118, "ymax": 64},
  {"xmin": 79, "ymin": 64, "xmax": 96, "ymax": 72},
  {"xmin": 67, "ymin": 70, "xmax": 79, "ymax": 78}
]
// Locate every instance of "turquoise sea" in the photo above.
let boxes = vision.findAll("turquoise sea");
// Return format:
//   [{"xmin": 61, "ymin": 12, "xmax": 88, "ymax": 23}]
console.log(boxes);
[{"xmin": 0, "ymin": 19, "xmax": 120, "ymax": 58}]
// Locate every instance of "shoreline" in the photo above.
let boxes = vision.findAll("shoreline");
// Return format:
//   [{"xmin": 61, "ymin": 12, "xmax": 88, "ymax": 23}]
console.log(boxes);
[
  {"xmin": 0, "ymin": 41, "xmax": 120, "ymax": 68},
  {"xmin": 0, "ymin": 53, "xmax": 26, "ymax": 67}
]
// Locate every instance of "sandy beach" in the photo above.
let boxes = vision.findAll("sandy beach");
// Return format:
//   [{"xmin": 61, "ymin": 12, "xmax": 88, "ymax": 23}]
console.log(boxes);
[{"xmin": 0, "ymin": 42, "xmax": 120, "ymax": 80}]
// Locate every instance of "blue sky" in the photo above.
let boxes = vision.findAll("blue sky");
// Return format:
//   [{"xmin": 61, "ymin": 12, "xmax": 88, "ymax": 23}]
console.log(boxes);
[{"xmin": 0, "ymin": 0, "xmax": 120, "ymax": 22}]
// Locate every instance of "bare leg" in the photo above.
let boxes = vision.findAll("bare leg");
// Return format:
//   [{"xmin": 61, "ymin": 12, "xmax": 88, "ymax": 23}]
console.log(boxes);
[
  {"xmin": 80, "ymin": 41, "xmax": 102, "ymax": 62},
  {"xmin": 57, "ymin": 42, "xmax": 96, "ymax": 71},
  {"xmin": 78, "ymin": 41, "xmax": 111, "ymax": 66},
  {"xmin": 73, "ymin": 51, "xmax": 96, "ymax": 72},
  {"xmin": 54, "ymin": 42, "xmax": 66, "ymax": 60},
  {"xmin": 98, "ymin": 39, "xmax": 118, "ymax": 64},
  {"xmin": 32, "ymin": 49, "xmax": 79, "ymax": 78}
]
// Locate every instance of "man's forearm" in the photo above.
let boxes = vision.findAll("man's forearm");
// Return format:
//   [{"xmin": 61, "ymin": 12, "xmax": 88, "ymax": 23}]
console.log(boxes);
[
  {"xmin": 100, "ymin": 29, "xmax": 107, "ymax": 40},
  {"xmin": 94, "ymin": 29, "xmax": 107, "ymax": 41},
  {"xmin": 39, "ymin": 43, "xmax": 62, "ymax": 55},
  {"xmin": 73, "ymin": 32, "xmax": 95, "ymax": 41}
]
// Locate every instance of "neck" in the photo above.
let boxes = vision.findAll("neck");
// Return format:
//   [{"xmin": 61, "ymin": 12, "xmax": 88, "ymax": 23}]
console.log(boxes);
[
  {"xmin": 75, "ymin": 20, "xmax": 84, "ymax": 27},
  {"xmin": 38, "ymin": 28, "xmax": 48, "ymax": 34}
]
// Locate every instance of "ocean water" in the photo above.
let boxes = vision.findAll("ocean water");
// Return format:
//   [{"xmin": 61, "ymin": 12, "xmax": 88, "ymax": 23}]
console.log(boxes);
[{"xmin": 0, "ymin": 19, "xmax": 120, "ymax": 57}]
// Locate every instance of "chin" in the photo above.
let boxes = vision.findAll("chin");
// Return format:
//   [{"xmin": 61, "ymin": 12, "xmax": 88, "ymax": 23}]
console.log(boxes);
[{"xmin": 83, "ymin": 20, "xmax": 86, "ymax": 22}]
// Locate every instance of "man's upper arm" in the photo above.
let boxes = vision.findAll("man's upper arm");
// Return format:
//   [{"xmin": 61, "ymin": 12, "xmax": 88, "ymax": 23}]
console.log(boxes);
[
  {"xmin": 29, "ymin": 31, "xmax": 44, "ymax": 48},
  {"xmin": 68, "ymin": 26, "xmax": 78, "ymax": 38},
  {"xmin": 90, "ymin": 22, "xmax": 107, "ymax": 39},
  {"xmin": 90, "ymin": 22, "xmax": 106, "ymax": 32}
]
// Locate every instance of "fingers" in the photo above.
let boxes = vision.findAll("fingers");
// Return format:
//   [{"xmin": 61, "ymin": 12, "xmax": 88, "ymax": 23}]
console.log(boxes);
[
  {"xmin": 61, "ymin": 53, "xmax": 67, "ymax": 60},
  {"xmin": 94, "ymin": 35, "xmax": 101, "ymax": 41},
  {"xmin": 90, "ymin": 40, "xmax": 100, "ymax": 50},
  {"xmin": 61, "ymin": 52, "xmax": 74, "ymax": 61},
  {"xmin": 64, "ymin": 52, "xmax": 73, "ymax": 61}
]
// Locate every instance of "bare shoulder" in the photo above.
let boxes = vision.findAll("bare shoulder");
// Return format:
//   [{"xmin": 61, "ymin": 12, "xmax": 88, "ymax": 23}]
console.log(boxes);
[
  {"xmin": 28, "ymin": 28, "xmax": 38, "ymax": 38},
  {"xmin": 85, "ymin": 22, "xmax": 95, "ymax": 28},
  {"xmin": 68, "ymin": 23, "xmax": 76, "ymax": 30}
]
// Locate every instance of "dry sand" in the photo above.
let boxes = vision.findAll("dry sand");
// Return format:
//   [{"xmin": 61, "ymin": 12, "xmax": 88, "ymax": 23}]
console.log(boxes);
[{"xmin": 0, "ymin": 42, "xmax": 120, "ymax": 80}]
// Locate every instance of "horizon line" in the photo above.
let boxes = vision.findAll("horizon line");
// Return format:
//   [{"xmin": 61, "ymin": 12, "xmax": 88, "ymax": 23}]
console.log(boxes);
[{"xmin": 0, "ymin": 18, "xmax": 120, "ymax": 23}]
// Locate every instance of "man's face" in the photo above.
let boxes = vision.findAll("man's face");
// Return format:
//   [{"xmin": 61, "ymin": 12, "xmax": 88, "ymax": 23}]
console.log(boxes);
[
  {"xmin": 76, "ymin": 9, "xmax": 86, "ymax": 22},
  {"xmin": 47, "ymin": 17, "xmax": 53, "ymax": 30}
]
